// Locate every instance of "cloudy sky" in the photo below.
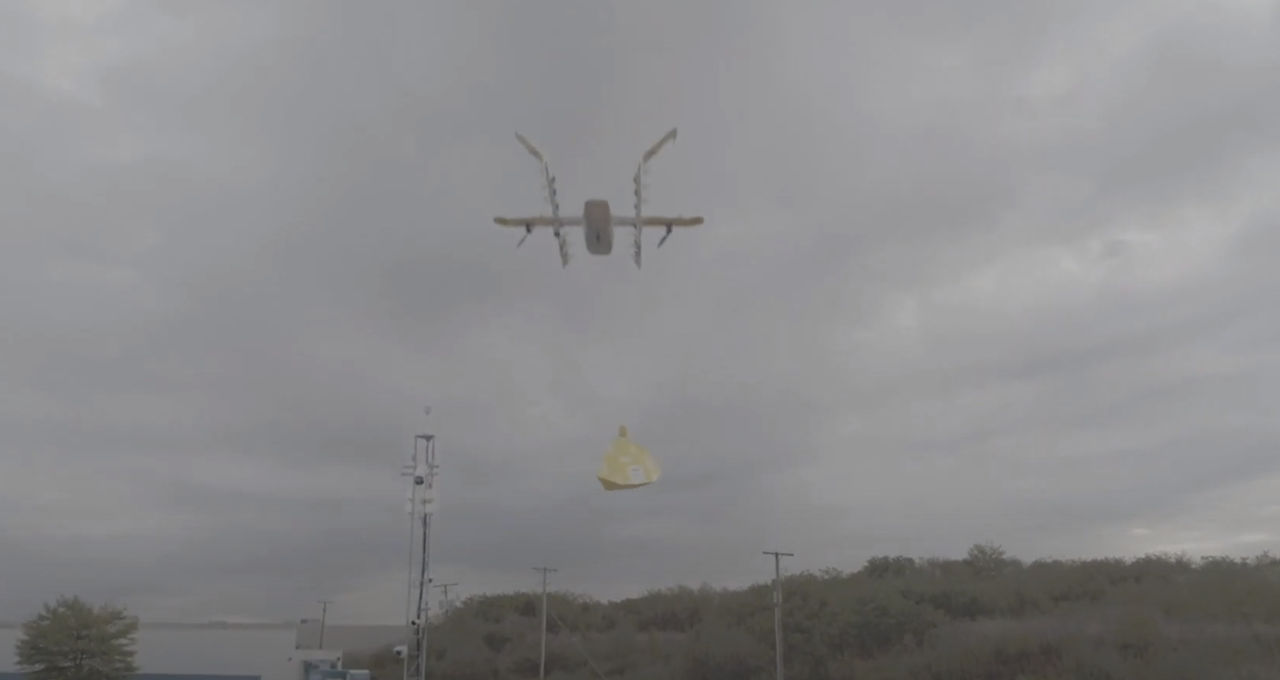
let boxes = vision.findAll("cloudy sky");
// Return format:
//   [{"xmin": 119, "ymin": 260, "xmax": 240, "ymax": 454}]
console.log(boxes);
[{"xmin": 2, "ymin": 0, "xmax": 1278, "ymax": 623}]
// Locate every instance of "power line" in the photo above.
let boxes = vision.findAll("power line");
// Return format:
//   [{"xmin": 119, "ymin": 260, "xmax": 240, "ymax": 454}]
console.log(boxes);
[
  {"xmin": 532, "ymin": 567, "xmax": 558, "ymax": 680},
  {"xmin": 763, "ymin": 551, "xmax": 794, "ymax": 680}
]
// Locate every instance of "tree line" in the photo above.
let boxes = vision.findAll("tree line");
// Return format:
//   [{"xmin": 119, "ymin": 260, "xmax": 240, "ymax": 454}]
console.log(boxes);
[
  {"xmin": 17, "ymin": 543, "xmax": 1280, "ymax": 680},
  {"xmin": 350, "ymin": 543, "xmax": 1280, "ymax": 680}
]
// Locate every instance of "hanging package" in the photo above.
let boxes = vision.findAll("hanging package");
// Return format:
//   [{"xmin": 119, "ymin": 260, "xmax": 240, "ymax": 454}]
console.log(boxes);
[{"xmin": 597, "ymin": 425, "xmax": 661, "ymax": 490}]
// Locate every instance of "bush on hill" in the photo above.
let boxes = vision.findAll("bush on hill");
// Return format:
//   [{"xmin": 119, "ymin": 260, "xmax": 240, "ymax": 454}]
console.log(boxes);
[{"xmin": 347, "ymin": 543, "xmax": 1280, "ymax": 680}]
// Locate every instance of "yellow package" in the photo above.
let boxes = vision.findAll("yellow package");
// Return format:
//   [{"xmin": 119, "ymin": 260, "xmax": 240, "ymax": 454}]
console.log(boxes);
[{"xmin": 597, "ymin": 426, "xmax": 661, "ymax": 490}]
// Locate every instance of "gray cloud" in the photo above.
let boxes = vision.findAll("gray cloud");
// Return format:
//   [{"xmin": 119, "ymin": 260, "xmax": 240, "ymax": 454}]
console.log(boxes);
[{"xmin": 2, "ymin": 0, "xmax": 1278, "ymax": 623}]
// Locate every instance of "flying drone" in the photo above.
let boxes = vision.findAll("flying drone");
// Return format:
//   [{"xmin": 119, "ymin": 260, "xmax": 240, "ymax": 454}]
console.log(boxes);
[{"xmin": 492, "ymin": 128, "xmax": 705, "ymax": 268}]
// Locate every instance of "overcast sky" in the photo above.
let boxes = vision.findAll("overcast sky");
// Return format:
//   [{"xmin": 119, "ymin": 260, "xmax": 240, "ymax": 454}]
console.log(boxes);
[{"xmin": 2, "ymin": 0, "xmax": 1278, "ymax": 624}]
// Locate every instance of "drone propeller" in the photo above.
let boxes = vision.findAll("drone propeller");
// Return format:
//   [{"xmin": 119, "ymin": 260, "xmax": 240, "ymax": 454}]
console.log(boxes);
[
  {"xmin": 657, "ymin": 224, "xmax": 673, "ymax": 248},
  {"xmin": 517, "ymin": 224, "xmax": 532, "ymax": 248}
]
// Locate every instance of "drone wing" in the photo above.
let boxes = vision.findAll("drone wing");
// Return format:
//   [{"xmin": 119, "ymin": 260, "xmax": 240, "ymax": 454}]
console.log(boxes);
[
  {"xmin": 513, "ymin": 132, "xmax": 571, "ymax": 267},
  {"xmin": 494, "ymin": 216, "xmax": 585, "ymax": 227},
  {"xmin": 610, "ymin": 216, "xmax": 704, "ymax": 227},
  {"xmin": 493, "ymin": 216, "xmax": 584, "ymax": 253}
]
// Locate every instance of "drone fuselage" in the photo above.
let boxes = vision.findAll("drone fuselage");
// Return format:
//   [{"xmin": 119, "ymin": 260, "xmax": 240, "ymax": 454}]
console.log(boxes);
[
  {"xmin": 582, "ymin": 199, "xmax": 614, "ymax": 256},
  {"xmin": 495, "ymin": 127, "xmax": 701, "ymax": 268}
]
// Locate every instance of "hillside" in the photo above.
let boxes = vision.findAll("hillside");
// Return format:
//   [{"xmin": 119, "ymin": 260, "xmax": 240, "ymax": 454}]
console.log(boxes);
[{"xmin": 348, "ymin": 543, "xmax": 1280, "ymax": 680}]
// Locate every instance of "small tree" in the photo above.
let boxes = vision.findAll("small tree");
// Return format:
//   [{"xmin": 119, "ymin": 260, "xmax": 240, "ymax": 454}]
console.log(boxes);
[
  {"xmin": 15, "ymin": 595, "xmax": 140, "ymax": 680},
  {"xmin": 965, "ymin": 541, "xmax": 1013, "ymax": 579}
]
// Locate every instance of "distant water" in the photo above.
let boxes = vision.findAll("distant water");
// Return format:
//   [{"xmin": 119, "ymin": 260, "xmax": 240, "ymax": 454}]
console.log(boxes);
[{"xmin": 0, "ymin": 628, "xmax": 297, "ymax": 680}]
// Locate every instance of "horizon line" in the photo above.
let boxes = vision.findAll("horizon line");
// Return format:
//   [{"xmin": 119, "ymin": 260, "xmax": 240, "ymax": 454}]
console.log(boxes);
[{"xmin": 0, "ymin": 620, "xmax": 405, "ymax": 630}]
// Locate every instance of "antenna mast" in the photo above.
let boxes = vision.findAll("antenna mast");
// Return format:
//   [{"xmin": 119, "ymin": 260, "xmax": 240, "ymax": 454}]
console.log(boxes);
[
  {"xmin": 400, "ymin": 407, "xmax": 439, "ymax": 680},
  {"xmin": 316, "ymin": 600, "xmax": 333, "ymax": 649}
]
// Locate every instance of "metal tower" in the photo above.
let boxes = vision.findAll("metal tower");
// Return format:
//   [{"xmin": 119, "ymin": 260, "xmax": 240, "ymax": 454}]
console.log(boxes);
[{"xmin": 400, "ymin": 408, "xmax": 439, "ymax": 680}]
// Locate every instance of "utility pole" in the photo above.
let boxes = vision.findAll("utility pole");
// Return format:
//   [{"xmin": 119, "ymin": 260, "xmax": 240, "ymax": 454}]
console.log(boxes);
[
  {"xmin": 763, "ymin": 551, "xmax": 794, "ymax": 680},
  {"xmin": 316, "ymin": 599, "xmax": 333, "ymax": 649},
  {"xmin": 533, "ymin": 567, "xmax": 558, "ymax": 680},
  {"xmin": 433, "ymin": 582, "xmax": 459, "ymax": 616}
]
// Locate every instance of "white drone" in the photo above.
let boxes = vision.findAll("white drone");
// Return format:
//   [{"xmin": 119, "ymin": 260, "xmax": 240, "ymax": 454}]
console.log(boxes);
[{"xmin": 493, "ymin": 128, "xmax": 704, "ymax": 269}]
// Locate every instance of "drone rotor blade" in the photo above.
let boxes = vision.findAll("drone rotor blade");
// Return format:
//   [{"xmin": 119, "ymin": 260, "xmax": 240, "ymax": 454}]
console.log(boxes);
[
  {"xmin": 633, "ymin": 169, "xmax": 643, "ymax": 269},
  {"xmin": 513, "ymin": 131, "xmax": 566, "ymax": 267},
  {"xmin": 555, "ymin": 230, "xmax": 570, "ymax": 267},
  {"xmin": 514, "ymin": 132, "xmax": 546, "ymax": 163},
  {"xmin": 641, "ymin": 128, "xmax": 677, "ymax": 165}
]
